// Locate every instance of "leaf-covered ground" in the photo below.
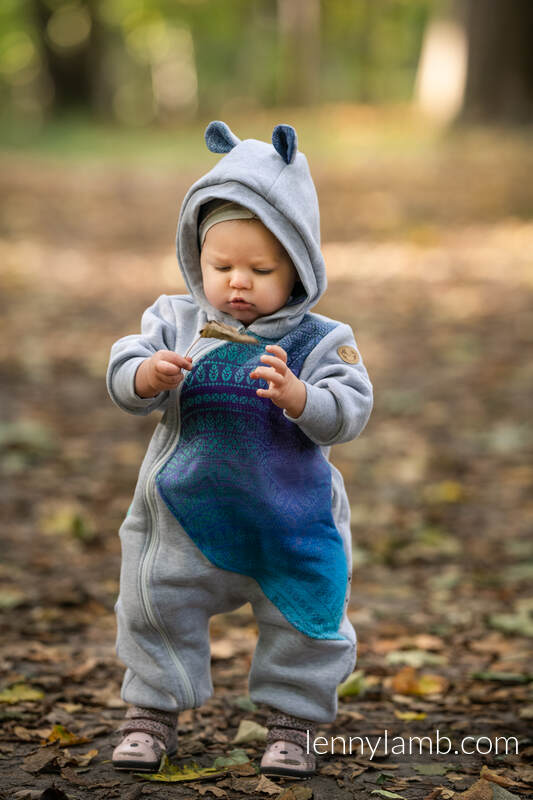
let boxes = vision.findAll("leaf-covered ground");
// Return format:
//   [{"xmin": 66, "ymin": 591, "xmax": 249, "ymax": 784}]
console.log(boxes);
[{"xmin": 0, "ymin": 131, "xmax": 532, "ymax": 800}]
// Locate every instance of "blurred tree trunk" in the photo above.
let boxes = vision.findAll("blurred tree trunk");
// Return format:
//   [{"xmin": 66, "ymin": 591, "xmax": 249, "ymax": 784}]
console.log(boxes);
[
  {"xmin": 460, "ymin": 0, "xmax": 533, "ymax": 124},
  {"xmin": 32, "ymin": 0, "xmax": 106, "ymax": 115},
  {"xmin": 277, "ymin": 0, "xmax": 320, "ymax": 106}
]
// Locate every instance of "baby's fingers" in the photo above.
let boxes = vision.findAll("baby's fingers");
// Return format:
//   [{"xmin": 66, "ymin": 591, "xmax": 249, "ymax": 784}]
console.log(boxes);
[
  {"xmin": 156, "ymin": 359, "xmax": 180, "ymax": 376},
  {"xmin": 265, "ymin": 344, "xmax": 287, "ymax": 363},
  {"xmin": 156, "ymin": 350, "xmax": 193, "ymax": 370},
  {"xmin": 249, "ymin": 366, "xmax": 284, "ymax": 386}
]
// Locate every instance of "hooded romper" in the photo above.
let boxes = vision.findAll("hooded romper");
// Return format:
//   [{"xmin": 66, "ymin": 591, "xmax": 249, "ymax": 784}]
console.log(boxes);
[{"xmin": 107, "ymin": 122, "xmax": 373, "ymax": 723}]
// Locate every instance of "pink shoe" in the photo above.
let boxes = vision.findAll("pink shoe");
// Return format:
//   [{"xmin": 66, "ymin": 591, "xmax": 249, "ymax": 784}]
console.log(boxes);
[
  {"xmin": 112, "ymin": 706, "xmax": 178, "ymax": 772},
  {"xmin": 259, "ymin": 712, "xmax": 317, "ymax": 779}
]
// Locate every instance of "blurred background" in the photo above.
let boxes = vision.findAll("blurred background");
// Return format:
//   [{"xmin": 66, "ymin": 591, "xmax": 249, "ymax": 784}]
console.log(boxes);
[{"xmin": 1, "ymin": 0, "xmax": 533, "ymax": 795}]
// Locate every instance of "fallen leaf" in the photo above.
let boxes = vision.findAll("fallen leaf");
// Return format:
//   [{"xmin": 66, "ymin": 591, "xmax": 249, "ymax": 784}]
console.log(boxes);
[
  {"xmin": 350, "ymin": 765, "xmax": 368, "ymax": 778},
  {"xmin": 60, "ymin": 766, "xmax": 119, "ymax": 788},
  {"xmin": 386, "ymin": 650, "xmax": 446, "ymax": 668},
  {"xmin": 64, "ymin": 748, "xmax": 98, "ymax": 767},
  {"xmin": 454, "ymin": 777, "xmax": 522, "ymax": 800},
  {"xmin": 390, "ymin": 666, "xmax": 448, "ymax": 696},
  {"xmin": 134, "ymin": 755, "xmax": 227, "ymax": 782},
  {"xmin": 229, "ymin": 762, "xmax": 257, "ymax": 776},
  {"xmin": 320, "ymin": 763, "xmax": 343, "ymax": 776},
  {"xmin": 337, "ymin": 669, "xmax": 367, "ymax": 697},
  {"xmin": 231, "ymin": 719, "xmax": 268, "ymax": 744},
  {"xmin": 68, "ymin": 657, "xmax": 99, "ymax": 680},
  {"xmin": 22, "ymin": 743, "xmax": 62, "ymax": 773},
  {"xmin": 0, "ymin": 683, "xmax": 44, "ymax": 704},
  {"xmin": 276, "ymin": 786, "xmax": 313, "ymax": 800},
  {"xmin": 255, "ymin": 774, "xmax": 281, "ymax": 795},
  {"xmin": 212, "ymin": 748, "xmax": 250, "ymax": 768},
  {"xmin": 480, "ymin": 766, "xmax": 522, "ymax": 789},
  {"xmin": 230, "ymin": 776, "xmax": 264, "ymax": 794},
  {"xmin": 489, "ymin": 600, "xmax": 533, "ymax": 638},
  {"xmin": 44, "ymin": 724, "xmax": 92, "ymax": 746},
  {"xmin": 470, "ymin": 671, "xmax": 532, "ymax": 684},
  {"xmin": 393, "ymin": 710, "xmax": 427, "ymax": 720},
  {"xmin": 195, "ymin": 786, "xmax": 227, "ymax": 797},
  {"xmin": 0, "ymin": 588, "xmax": 28, "ymax": 608},
  {"xmin": 231, "ymin": 696, "xmax": 258, "ymax": 713},
  {"xmin": 371, "ymin": 791, "xmax": 407, "ymax": 799},
  {"xmin": 14, "ymin": 725, "xmax": 41, "ymax": 741}
]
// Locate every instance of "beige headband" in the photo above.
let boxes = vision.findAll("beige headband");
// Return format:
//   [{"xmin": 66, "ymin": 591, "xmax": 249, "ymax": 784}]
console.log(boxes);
[{"xmin": 199, "ymin": 201, "xmax": 258, "ymax": 247}]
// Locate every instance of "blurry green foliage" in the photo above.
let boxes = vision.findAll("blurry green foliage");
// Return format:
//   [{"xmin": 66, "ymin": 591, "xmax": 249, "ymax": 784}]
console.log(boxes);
[{"xmin": 0, "ymin": 0, "xmax": 437, "ymax": 127}]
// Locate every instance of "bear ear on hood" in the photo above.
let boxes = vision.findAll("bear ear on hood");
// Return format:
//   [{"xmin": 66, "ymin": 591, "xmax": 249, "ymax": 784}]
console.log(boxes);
[
  {"xmin": 272, "ymin": 124, "xmax": 298, "ymax": 165},
  {"xmin": 205, "ymin": 121, "xmax": 241, "ymax": 154}
]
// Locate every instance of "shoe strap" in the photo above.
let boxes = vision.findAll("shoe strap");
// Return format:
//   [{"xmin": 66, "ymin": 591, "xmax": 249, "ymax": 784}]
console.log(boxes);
[
  {"xmin": 119, "ymin": 705, "xmax": 178, "ymax": 743},
  {"xmin": 266, "ymin": 711, "xmax": 317, "ymax": 750}
]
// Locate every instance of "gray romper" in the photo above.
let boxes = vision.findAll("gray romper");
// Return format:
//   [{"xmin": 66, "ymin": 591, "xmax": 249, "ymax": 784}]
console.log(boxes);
[{"xmin": 107, "ymin": 122, "xmax": 373, "ymax": 723}]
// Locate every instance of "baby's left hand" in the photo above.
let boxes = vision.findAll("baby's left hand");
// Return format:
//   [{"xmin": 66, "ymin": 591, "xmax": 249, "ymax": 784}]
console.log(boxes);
[{"xmin": 249, "ymin": 345, "xmax": 306, "ymax": 418}]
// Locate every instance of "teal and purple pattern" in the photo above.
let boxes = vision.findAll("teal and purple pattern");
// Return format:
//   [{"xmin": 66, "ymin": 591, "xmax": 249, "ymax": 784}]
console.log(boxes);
[{"xmin": 156, "ymin": 314, "xmax": 348, "ymax": 639}]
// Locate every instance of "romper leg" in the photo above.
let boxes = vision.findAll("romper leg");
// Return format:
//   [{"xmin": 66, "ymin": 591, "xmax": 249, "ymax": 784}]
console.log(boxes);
[
  {"xmin": 247, "ymin": 581, "xmax": 357, "ymax": 724},
  {"xmin": 115, "ymin": 501, "xmax": 247, "ymax": 712}
]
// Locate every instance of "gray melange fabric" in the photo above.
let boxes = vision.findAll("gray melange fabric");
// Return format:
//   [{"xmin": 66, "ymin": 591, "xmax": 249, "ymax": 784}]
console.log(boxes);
[{"xmin": 106, "ymin": 121, "xmax": 373, "ymax": 723}]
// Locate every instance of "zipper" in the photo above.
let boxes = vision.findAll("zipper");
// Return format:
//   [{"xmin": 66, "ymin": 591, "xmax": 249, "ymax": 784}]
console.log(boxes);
[{"xmin": 138, "ymin": 338, "xmax": 228, "ymax": 707}]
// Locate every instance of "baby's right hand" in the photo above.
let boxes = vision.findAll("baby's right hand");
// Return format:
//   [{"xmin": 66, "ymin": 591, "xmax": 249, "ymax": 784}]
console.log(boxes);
[{"xmin": 135, "ymin": 350, "xmax": 193, "ymax": 398}]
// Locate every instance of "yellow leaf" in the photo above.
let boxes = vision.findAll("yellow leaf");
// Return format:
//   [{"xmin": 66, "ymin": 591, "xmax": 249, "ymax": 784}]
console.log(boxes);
[
  {"xmin": 416, "ymin": 674, "xmax": 448, "ymax": 695},
  {"xmin": 0, "ymin": 683, "xmax": 44, "ymax": 704},
  {"xmin": 390, "ymin": 666, "xmax": 448, "ymax": 696},
  {"xmin": 338, "ymin": 669, "xmax": 367, "ymax": 697},
  {"xmin": 231, "ymin": 719, "xmax": 267, "ymax": 744},
  {"xmin": 45, "ymin": 724, "xmax": 91, "ymax": 746},
  {"xmin": 135, "ymin": 755, "xmax": 227, "ymax": 782},
  {"xmin": 393, "ymin": 710, "xmax": 427, "ymax": 720},
  {"xmin": 423, "ymin": 480, "xmax": 465, "ymax": 504}
]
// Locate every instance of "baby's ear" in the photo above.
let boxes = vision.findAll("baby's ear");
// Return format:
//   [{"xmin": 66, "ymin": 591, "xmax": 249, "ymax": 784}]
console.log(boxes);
[
  {"xmin": 272, "ymin": 124, "xmax": 298, "ymax": 165},
  {"xmin": 205, "ymin": 121, "xmax": 241, "ymax": 153}
]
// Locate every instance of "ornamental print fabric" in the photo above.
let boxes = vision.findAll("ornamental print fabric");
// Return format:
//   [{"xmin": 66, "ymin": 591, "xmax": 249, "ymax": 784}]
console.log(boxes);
[{"xmin": 156, "ymin": 315, "xmax": 348, "ymax": 640}]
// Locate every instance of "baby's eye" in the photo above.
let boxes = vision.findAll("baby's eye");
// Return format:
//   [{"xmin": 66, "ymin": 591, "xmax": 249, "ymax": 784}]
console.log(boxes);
[
  {"xmin": 254, "ymin": 269, "xmax": 273, "ymax": 274},
  {"xmin": 215, "ymin": 266, "xmax": 231, "ymax": 271}
]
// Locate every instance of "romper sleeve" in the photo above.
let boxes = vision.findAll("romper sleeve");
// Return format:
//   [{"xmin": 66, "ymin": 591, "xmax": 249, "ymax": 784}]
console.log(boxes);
[
  {"xmin": 106, "ymin": 294, "xmax": 178, "ymax": 416},
  {"xmin": 283, "ymin": 322, "xmax": 373, "ymax": 446}
]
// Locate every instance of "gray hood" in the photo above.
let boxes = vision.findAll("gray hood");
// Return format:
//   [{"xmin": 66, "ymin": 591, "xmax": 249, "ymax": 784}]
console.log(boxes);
[{"xmin": 176, "ymin": 121, "xmax": 327, "ymax": 338}]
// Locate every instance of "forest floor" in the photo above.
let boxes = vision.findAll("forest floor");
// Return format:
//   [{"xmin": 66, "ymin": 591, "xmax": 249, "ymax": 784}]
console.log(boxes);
[{"xmin": 0, "ymin": 127, "xmax": 532, "ymax": 799}]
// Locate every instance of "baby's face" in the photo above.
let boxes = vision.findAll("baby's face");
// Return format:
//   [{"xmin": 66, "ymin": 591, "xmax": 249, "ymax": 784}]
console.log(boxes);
[{"xmin": 200, "ymin": 218, "xmax": 298, "ymax": 325}]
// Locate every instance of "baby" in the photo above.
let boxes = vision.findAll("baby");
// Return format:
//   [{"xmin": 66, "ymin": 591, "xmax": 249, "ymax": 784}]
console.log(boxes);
[{"xmin": 106, "ymin": 121, "xmax": 373, "ymax": 778}]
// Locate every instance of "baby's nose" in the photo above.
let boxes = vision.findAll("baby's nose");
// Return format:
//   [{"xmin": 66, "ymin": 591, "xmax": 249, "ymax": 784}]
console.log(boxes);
[{"xmin": 229, "ymin": 271, "xmax": 252, "ymax": 288}]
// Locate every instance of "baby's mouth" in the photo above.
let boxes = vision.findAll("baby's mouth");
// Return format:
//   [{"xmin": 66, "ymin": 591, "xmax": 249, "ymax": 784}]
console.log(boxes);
[{"xmin": 229, "ymin": 298, "xmax": 253, "ymax": 307}]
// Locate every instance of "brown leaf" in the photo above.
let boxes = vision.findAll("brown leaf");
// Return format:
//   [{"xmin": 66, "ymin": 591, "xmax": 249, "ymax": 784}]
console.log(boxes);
[
  {"xmin": 230, "ymin": 763, "xmax": 258, "ymax": 776},
  {"xmin": 277, "ymin": 785, "xmax": 313, "ymax": 800},
  {"xmin": 230, "ymin": 776, "xmax": 264, "ymax": 794},
  {"xmin": 194, "ymin": 785, "xmax": 227, "ymax": 797},
  {"xmin": 255, "ymin": 774, "xmax": 281, "ymax": 795},
  {"xmin": 22, "ymin": 743, "xmax": 62, "ymax": 773},
  {"xmin": 480, "ymin": 766, "xmax": 521, "ymax": 789},
  {"xmin": 453, "ymin": 777, "xmax": 522, "ymax": 800},
  {"xmin": 60, "ymin": 766, "xmax": 120, "ymax": 788},
  {"xmin": 199, "ymin": 320, "xmax": 259, "ymax": 345},
  {"xmin": 320, "ymin": 763, "xmax": 343, "ymax": 776}
]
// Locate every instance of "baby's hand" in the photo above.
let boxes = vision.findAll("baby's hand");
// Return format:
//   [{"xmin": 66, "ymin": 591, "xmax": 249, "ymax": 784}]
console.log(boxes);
[
  {"xmin": 135, "ymin": 350, "xmax": 192, "ymax": 398},
  {"xmin": 249, "ymin": 345, "xmax": 306, "ymax": 418}
]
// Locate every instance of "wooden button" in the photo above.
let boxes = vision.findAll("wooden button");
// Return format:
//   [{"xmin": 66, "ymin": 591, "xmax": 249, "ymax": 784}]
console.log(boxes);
[{"xmin": 337, "ymin": 345, "xmax": 359, "ymax": 364}]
